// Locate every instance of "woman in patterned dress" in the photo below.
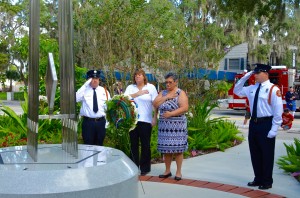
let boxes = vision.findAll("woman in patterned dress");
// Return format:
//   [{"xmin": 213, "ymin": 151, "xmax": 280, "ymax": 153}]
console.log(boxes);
[{"xmin": 153, "ymin": 72, "xmax": 189, "ymax": 180}]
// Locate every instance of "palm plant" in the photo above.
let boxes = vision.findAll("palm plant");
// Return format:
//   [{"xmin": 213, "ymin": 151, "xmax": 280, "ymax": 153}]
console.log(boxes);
[
  {"xmin": 209, "ymin": 120, "xmax": 242, "ymax": 151},
  {"xmin": 0, "ymin": 92, "xmax": 63, "ymax": 147},
  {"xmin": 0, "ymin": 93, "xmax": 28, "ymax": 136},
  {"xmin": 188, "ymin": 99, "xmax": 225, "ymax": 136},
  {"xmin": 187, "ymin": 98, "xmax": 242, "ymax": 151},
  {"xmin": 277, "ymin": 138, "xmax": 300, "ymax": 182}
]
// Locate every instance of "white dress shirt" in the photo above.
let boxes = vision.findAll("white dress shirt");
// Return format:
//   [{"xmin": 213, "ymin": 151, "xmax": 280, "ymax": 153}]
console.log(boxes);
[
  {"xmin": 233, "ymin": 71, "xmax": 283, "ymax": 138},
  {"xmin": 124, "ymin": 83, "xmax": 158, "ymax": 124},
  {"xmin": 76, "ymin": 83, "xmax": 111, "ymax": 118}
]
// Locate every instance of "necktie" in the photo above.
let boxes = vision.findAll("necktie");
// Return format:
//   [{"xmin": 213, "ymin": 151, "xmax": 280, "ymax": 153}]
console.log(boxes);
[
  {"xmin": 93, "ymin": 88, "xmax": 98, "ymax": 113},
  {"xmin": 252, "ymin": 83, "xmax": 261, "ymax": 118}
]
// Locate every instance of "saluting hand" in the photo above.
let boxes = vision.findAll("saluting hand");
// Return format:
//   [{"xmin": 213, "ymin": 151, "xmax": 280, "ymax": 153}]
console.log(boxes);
[{"xmin": 84, "ymin": 78, "xmax": 92, "ymax": 86}]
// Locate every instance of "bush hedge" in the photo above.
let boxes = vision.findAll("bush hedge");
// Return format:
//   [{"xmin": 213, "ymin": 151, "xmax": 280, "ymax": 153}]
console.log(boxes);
[
  {"xmin": 0, "ymin": 92, "xmax": 6, "ymax": 100},
  {"xmin": 0, "ymin": 92, "xmax": 25, "ymax": 101},
  {"xmin": 13, "ymin": 92, "xmax": 25, "ymax": 100}
]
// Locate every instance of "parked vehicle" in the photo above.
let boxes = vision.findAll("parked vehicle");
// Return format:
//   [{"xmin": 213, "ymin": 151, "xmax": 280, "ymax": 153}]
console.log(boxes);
[{"xmin": 227, "ymin": 66, "xmax": 300, "ymax": 110}]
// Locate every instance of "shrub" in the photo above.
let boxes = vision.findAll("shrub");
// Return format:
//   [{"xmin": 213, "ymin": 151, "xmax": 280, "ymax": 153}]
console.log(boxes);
[
  {"xmin": 0, "ymin": 132, "xmax": 27, "ymax": 147},
  {"xmin": 0, "ymin": 92, "xmax": 6, "ymax": 100},
  {"xmin": 208, "ymin": 120, "xmax": 242, "ymax": 151},
  {"xmin": 187, "ymin": 98, "xmax": 243, "ymax": 152},
  {"xmin": 150, "ymin": 125, "xmax": 160, "ymax": 160},
  {"xmin": 0, "ymin": 92, "xmax": 67, "ymax": 147},
  {"xmin": 13, "ymin": 92, "xmax": 25, "ymax": 101},
  {"xmin": 277, "ymin": 138, "xmax": 300, "ymax": 182}
]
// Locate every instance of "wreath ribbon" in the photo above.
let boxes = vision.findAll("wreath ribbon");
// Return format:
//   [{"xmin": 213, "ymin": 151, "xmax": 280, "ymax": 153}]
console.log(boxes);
[{"xmin": 105, "ymin": 95, "xmax": 138, "ymax": 132}]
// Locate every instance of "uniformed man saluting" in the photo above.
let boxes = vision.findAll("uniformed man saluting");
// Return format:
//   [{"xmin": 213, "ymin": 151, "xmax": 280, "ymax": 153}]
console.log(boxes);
[
  {"xmin": 234, "ymin": 63, "xmax": 283, "ymax": 190},
  {"xmin": 76, "ymin": 70, "xmax": 111, "ymax": 146}
]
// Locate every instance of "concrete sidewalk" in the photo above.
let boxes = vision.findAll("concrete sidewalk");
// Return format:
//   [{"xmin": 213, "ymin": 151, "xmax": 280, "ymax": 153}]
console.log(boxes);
[
  {"xmin": 138, "ymin": 119, "xmax": 299, "ymax": 198},
  {"xmin": 0, "ymin": 100, "xmax": 23, "ymax": 115}
]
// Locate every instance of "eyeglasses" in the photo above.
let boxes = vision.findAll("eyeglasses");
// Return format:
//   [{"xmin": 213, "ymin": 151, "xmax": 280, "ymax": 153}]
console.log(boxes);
[{"xmin": 165, "ymin": 81, "xmax": 174, "ymax": 84}]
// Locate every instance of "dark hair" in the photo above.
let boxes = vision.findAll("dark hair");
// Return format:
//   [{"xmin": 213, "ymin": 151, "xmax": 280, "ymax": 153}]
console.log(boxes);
[
  {"xmin": 284, "ymin": 108, "xmax": 290, "ymax": 112},
  {"xmin": 164, "ymin": 72, "xmax": 178, "ymax": 81},
  {"xmin": 132, "ymin": 69, "xmax": 148, "ymax": 85}
]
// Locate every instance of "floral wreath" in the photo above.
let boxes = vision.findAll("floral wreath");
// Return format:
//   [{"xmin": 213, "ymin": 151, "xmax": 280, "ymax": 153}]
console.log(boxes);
[{"xmin": 105, "ymin": 95, "xmax": 138, "ymax": 133}]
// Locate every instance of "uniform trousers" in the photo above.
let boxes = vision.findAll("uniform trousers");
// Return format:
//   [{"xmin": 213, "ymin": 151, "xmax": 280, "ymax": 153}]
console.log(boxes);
[
  {"xmin": 82, "ymin": 117, "xmax": 106, "ymax": 146},
  {"xmin": 248, "ymin": 119, "xmax": 275, "ymax": 186},
  {"xmin": 129, "ymin": 121, "xmax": 152, "ymax": 173}
]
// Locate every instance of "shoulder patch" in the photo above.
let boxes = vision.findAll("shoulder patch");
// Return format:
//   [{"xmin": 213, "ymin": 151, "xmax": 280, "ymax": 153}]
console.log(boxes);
[{"xmin": 276, "ymin": 90, "xmax": 282, "ymax": 97}]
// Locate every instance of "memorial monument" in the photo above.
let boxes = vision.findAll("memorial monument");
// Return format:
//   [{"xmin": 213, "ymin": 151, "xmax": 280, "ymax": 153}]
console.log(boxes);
[{"xmin": 0, "ymin": 1, "xmax": 138, "ymax": 197}]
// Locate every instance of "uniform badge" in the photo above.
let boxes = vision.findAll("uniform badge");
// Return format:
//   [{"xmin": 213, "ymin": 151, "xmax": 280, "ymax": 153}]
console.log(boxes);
[{"xmin": 276, "ymin": 90, "xmax": 282, "ymax": 97}]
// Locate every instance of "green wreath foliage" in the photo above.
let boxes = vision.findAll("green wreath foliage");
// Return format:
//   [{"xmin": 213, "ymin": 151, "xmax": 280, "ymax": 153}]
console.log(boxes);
[
  {"xmin": 106, "ymin": 95, "xmax": 138, "ymax": 132},
  {"xmin": 105, "ymin": 95, "xmax": 138, "ymax": 155}
]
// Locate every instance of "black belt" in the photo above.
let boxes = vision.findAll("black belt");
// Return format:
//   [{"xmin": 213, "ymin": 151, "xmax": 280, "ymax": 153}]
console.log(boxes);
[
  {"xmin": 83, "ymin": 116, "xmax": 105, "ymax": 121},
  {"xmin": 251, "ymin": 116, "xmax": 273, "ymax": 123}
]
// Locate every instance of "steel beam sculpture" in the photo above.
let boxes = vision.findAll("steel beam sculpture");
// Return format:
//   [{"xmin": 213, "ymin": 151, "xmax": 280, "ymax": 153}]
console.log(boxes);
[
  {"xmin": 28, "ymin": 0, "xmax": 78, "ymax": 161},
  {"xmin": 58, "ymin": 0, "xmax": 78, "ymax": 158},
  {"xmin": 28, "ymin": 0, "xmax": 40, "ymax": 162}
]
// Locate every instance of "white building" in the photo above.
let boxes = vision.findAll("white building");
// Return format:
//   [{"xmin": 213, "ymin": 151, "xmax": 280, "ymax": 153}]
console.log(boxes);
[{"xmin": 219, "ymin": 42, "xmax": 248, "ymax": 73}]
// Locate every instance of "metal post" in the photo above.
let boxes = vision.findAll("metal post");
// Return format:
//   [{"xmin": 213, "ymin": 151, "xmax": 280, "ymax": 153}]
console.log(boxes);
[
  {"xmin": 27, "ymin": 0, "xmax": 40, "ymax": 162},
  {"xmin": 58, "ymin": 0, "xmax": 78, "ymax": 158}
]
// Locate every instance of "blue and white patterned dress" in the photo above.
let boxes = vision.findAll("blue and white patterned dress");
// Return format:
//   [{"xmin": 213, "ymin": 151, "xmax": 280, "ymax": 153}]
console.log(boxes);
[{"xmin": 157, "ymin": 89, "xmax": 188, "ymax": 153}]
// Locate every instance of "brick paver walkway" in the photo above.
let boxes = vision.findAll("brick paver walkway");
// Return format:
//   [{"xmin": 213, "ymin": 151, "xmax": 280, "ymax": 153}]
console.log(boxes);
[{"xmin": 140, "ymin": 176, "xmax": 286, "ymax": 198}]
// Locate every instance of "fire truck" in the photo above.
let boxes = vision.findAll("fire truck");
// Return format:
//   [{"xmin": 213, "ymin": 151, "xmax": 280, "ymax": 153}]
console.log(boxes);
[{"xmin": 227, "ymin": 66, "xmax": 300, "ymax": 110}]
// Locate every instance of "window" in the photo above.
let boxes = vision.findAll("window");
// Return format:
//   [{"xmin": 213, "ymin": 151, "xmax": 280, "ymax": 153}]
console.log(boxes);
[
  {"xmin": 269, "ymin": 77, "xmax": 279, "ymax": 85},
  {"xmin": 229, "ymin": 59, "xmax": 240, "ymax": 70},
  {"xmin": 224, "ymin": 58, "xmax": 244, "ymax": 70}
]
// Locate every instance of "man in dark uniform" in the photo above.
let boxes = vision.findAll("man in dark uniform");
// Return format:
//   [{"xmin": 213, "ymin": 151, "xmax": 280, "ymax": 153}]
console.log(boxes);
[
  {"xmin": 76, "ymin": 70, "xmax": 111, "ymax": 146},
  {"xmin": 234, "ymin": 63, "xmax": 283, "ymax": 190}
]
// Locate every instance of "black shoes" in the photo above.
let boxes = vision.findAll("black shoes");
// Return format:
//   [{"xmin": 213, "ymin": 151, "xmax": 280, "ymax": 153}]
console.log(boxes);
[
  {"xmin": 159, "ymin": 172, "xmax": 172, "ymax": 178},
  {"xmin": 174, "ymin": 176, "xmax": 182, "ymax": 181},
  {"xmin": 248, "ymin": 181, "xmax": 272, "ymax": 190},
  {"xmin": 247, "ymin": 181, "xmax": 261, "ymax": 187},
  {"xmin": 159, "ymin": 172, "xmax": 182, "ymax": 180},
  {"xmin": 258, "ymin": 185, "xmax": 272, "ymax": 190}
]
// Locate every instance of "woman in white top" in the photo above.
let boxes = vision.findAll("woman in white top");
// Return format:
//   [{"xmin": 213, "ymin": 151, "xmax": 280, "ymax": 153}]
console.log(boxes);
[{"xmin": 124, "ymin": 69, "xmax": 158, "ymax": 175}]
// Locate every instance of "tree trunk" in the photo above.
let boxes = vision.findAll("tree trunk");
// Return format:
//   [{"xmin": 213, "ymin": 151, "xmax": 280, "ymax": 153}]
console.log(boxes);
[{"xmin": 9, "ymin": 79, "xmax": 12, "ymax": 92}]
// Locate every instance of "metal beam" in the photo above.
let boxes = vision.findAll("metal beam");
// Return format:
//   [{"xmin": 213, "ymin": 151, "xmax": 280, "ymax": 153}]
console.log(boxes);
[
  {"xmin": 58, "ymin": 0, "xmax": 78, "ymax": 158},
  {"xmin": 27, "ymin": 0, "xmax": 40, "ymax": 162}
]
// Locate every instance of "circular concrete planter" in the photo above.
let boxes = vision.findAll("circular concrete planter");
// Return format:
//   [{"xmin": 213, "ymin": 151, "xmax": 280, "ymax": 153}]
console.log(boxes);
[{"xmin": 0, "ymin": 144, "xmax": 138, "ymax": 198}]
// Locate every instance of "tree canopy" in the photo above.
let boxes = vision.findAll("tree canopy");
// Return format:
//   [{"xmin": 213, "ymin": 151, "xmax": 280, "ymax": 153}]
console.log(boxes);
[{"xmin": 0, "ymin": 0, "xmax": 300, "ymax": 91}]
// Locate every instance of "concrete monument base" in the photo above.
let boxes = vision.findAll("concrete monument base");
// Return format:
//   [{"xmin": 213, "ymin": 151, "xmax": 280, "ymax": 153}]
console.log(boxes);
[{"xmin": 0, "ymin": 144, "xmax": 138, "ymax": 198}]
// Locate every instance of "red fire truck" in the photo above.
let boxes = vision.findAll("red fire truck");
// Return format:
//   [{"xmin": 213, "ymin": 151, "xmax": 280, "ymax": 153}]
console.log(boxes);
[{"xmin": 227, "ymin": 66, "xmax": 299, "ymax": 109}]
